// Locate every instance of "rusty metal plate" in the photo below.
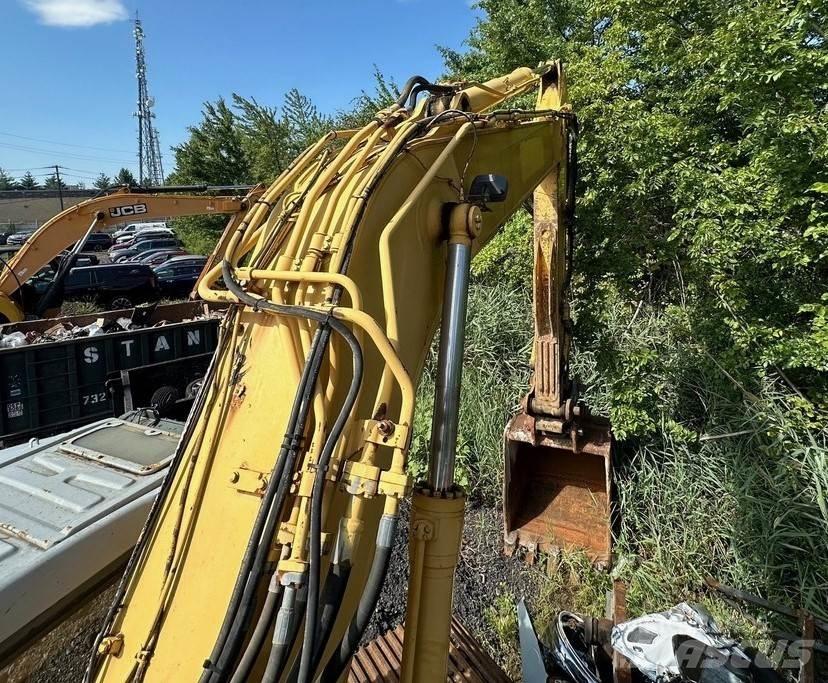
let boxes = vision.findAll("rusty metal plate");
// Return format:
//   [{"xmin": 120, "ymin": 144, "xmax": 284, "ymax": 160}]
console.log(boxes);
[
  {"xmin": 348, "ymin": 617, "xmax": 510, "ymax": 683},
  {"xmin": 504, "ymin": 413, "xmax": 612, "ymax": 564}
]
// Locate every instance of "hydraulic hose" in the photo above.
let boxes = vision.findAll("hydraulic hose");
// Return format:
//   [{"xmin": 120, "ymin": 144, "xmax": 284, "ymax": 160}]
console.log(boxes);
[
  {"xmin": 201, "ymin": 317, "xmax": 326, "ymax": 683},
  {"xmin": 297, "ymin": 322, "xmax": 364, "ymax": 683},
  {"xmin": 263, "ymin": 584, "xmax": 298, "ymax": 681},
  {"xmin": 395, "ymin": 75, "xmax": 430, "ymax": 107},
  {"xmin": 219, "ymin": 261, "xmax": 364, "ymax": 681},
  {"xmin": 284, "ymin": 558, "xmax": 351, "ymax": 682},
  {"xmin": 228, "ymin": 577, "xmax": 283, "ymax": 683},
  {"xmin": 319, "ymin": 514, "xmax": 397, "ymax": 683}
]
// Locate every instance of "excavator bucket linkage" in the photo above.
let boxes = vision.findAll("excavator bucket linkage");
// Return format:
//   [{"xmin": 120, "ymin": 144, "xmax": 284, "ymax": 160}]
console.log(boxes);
[{"xmin": 503, "ymin": 65, "xmax": 613, "ymax": 565}]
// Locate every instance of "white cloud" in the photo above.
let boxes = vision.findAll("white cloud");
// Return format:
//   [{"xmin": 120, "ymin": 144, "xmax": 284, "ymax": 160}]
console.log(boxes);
[{"xmin": 22, "ymin": 0, "xmax": 128, "ymax": 27}]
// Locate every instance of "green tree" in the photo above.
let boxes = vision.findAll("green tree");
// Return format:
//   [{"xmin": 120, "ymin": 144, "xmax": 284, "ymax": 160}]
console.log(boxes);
[
  {"xmin": 114, "ymin": 168, "xmax": 138, "ymax": 186},
  {"xmin": 43, "ymin": 173, "xmax": 66, "ymax": 190},
  {"xmin": 232, "ymin": 94, "xmax": 291, "ymax": 182},
  {"xmin": 93, "ymin": 172, "xmax": 111, "ymax": 189},
  {"xmin": 17, "ymin": 171, "xmax": 39, "ymax": 190},
  {"xmin": 0, "ymin": 168, "xmax": 16, "ymax": 190},
  {"xmin": 282, "ymin": 88, "xmax": 332, "ymax": 159},
  {"xmin": 336, "ymin": 68, "xmax": 399, "ymax": 129},
  {"xmin": 170, "ymin": 98, "xmax": 250, "ymax": 185},
  {"xmin": 449, "ymin": 0, "xmax": 828, "ymax": 408}
]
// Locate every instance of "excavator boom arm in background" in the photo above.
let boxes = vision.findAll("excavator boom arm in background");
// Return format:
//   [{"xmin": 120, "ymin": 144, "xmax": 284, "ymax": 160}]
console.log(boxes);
[
  {"xmin": 0, "ymin": 187, "xmax": 261, "ymax": 322},
  {"xmin": 86, "ymin": 61, "xmax": 606, "ymax": 683}
]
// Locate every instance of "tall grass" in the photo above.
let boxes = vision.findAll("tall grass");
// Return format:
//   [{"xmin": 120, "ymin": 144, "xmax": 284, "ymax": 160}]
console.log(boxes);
[
  {"xmin": 408, "ymin": 280, "xmax": 532, "ymax": 501},
  {"xmin": 615, "ymin": 385, "xmax": 828, "ymax": 622},
  {"xmin": 410, "ymin": 275, "xmax": 828, "ymax": 646}
]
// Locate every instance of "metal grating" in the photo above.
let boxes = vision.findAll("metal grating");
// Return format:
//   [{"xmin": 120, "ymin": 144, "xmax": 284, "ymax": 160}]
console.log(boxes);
[{"xmin": 349, "ymin": 617, "xmax": 511, "ymax": 682}]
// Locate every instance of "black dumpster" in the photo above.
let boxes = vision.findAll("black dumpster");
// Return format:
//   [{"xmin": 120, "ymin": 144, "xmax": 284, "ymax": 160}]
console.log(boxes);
[{"xmin": 0, "ymin": 302, "xmax": 226, "ymax": 445}]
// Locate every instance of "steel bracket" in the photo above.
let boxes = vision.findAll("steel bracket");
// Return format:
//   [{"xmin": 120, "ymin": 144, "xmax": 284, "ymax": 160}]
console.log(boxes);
[
  {"xmin": 340, "ymin": 460, "xmax": 412, "ymax": 500},
  {"xmin": 341, "ymin": 460, "xmax": 381, "ymax": 498},
  {"xmin": 360, "ymin": 418, "xmax": 409, "ymax": 450},
  {"xmin": 228, "ymin": 465, "xmax": 268, "ymax": 496},
  {"xmin": 98, "ymin": 634, "xmax": 124, "ymax": 656},
  {"xmin": 378, "ymin": 469, "xmax": 412, "ymax": 499}
]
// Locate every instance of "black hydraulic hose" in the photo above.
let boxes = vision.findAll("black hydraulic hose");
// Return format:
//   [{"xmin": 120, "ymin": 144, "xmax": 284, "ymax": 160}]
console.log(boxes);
[
  {"xmin": 297, "ymin": 323, "xmax": 364, "ymax": 683},
  {"xmin": 319, "ymin": 514, "xmax": 397, "ymax": 683},
  {"xmin": 395, "ymin": 75, "xmax": 430, "ymax": 107},
  {"xmin": 263, "ymin": 584, "xmax": 298, "ymax": 681},
  {"xmin": 285, "ymin": 559, "xmax": 351, "ymax": 682},
  {"xmin": 406, "ymin": 82, "xmax": 455, "ymax": 111},
  {"xmin": 201, "ymin": 317, "xmax": 326, "ymax": 683},
  {"xmin": 218, "ymin": 261, "xmax": 363, "ymax": 681},
  {"xmin": 83, "ymin": 309, "xmax": 237, "ymax": 683},
  {"xmin": 227, "ymin": 577, "xmax": 283, "ymax": 683}
]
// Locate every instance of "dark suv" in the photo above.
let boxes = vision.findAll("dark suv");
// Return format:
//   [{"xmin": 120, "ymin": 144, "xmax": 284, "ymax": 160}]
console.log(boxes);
[
  {"xmin": 154, "ymin": 260, "xmax": 206, "ymax": 298},
  {"xmin": 62, "ymin": 264, "xmax": 160, "ymax": 308},
  {"xmin": 78, "ymin": 232, "xmax": 114, "ymax": 251},
  {"xmin": 114, "ymin": 238, "xmax": 181, "ymax": 262}
]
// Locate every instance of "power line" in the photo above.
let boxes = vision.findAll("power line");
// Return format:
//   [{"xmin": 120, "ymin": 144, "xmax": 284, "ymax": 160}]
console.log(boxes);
[
  {"xmin": 1, "ymin": 166, "xmax": 55, "ymax": 172},
  {"xmin": 0, "ymin": 131, "xmax": 132, "ymax": 154},
  {"xmin": 0, "ymin": 141, "xmax": 134, "ymax": 164}
]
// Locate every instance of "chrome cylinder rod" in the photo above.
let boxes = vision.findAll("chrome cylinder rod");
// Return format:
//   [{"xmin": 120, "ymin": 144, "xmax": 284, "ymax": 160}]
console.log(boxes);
[{"xmin": 428, "ymin": 241, "xmax": 472, "ymax": 492}]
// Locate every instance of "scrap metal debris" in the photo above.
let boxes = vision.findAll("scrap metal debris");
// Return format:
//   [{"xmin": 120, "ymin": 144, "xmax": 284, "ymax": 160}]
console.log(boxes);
[
  {"xmin": 0, "ymin": 305, "xmax": 224, "ymax": 348},
  {"xmin": 611, "ymin": 603, "xmax": 757, "ymax": 682},
  {"xmin": 519, "ymin": 597, "xmax": 792, "ymax": 683}
]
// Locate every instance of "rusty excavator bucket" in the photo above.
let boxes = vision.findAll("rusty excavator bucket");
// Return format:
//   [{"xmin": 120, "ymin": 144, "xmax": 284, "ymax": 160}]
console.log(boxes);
[{"xmin": 504, "ymin": 69, "xmax": 613, "ymax": 564}]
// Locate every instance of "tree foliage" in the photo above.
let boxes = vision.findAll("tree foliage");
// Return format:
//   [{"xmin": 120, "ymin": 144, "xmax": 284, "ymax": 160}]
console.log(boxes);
[
  {"xmin": 168, "ymin": 75, "xmax": 398, "ymax": 253},
  {"xmin": 0, "ymin": 168, "xmax": 15, "ymax": 190},
  {"xmin": 114, "ymin": 167, "xmax": 137, "ymax": 186},
  {"xmin": 454, "ymin": 0, "xmax": 828, "ymax": 428},
  {"xmin": 93, "ymin": 172, "xmax": 111, "ymax": 190},
  {"xmin": 43, "ymin": 173, "xmax": 66, "ymax": 190},
  {"xmin": 17, "ymin": 171, "xmax": 39, "ymax": 190}
]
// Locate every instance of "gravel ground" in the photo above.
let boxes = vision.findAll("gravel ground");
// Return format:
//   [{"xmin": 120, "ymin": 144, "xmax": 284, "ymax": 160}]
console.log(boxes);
[
  {"xmin": 367, "ymin": 498, "xmax": 539, "ymax": 674},
  {"xmin": 9, "ymin": 502, "xmax": 532, "ymax": 682},
  {"xmin": 2, "ymin": 584, "xmax": 116, "ymax": 683}
]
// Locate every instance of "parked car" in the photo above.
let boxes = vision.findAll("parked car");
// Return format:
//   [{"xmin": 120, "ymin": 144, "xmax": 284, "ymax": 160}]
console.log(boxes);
[
  {"xmin": 61, "ymin": 263, "xmax": 159, "ymax": 308},
  {"xmin": 76, "ymin": 232, "xmax": 113, "ymax": 251},
  {"xmin": 113, "ymin": 221, "xmax": 169, "ymax": 240},
  {"xmin": 110, "ymin": 230, "xmax": 175, "ymax": 255},
  {"xmin": 114, "ymin": 238, "xmax": 181, "ymax": 262},
  {"xmin": 136, "ymin": 249, "xmax": 188, "ymax": 266},
  {"xmin": 160, "ymin": 255, "xmax": 208, "ymax": 268},
  {"xmin": 6, "ymin": 230, "xmax": 37, "ymax": 246},
  {"xmin": 51, "ymin": 251, "xmax": 99, "ymax": 268},
  {"xmin": 153, "ymin": 260, "xmax": 205, "ymax": 298},
  {"xmin": 125, "ymin": 247, "xmax": 183, "ymax": 263}
]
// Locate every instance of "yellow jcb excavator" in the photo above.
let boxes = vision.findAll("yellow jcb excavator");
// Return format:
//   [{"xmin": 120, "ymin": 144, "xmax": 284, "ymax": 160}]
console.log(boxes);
[
  {"xmin": 0, "ymin": 186, "xmax": 261, "ymax": 323},
  {"xmin": 85, "ymin": 61, "xmax": 612, "ymax": 682}
]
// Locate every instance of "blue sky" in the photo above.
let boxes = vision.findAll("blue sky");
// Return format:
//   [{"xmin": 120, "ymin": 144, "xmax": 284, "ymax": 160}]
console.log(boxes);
[{"xmin": 0, "ymin": 0, "xmax": 480, "ymax": 185}]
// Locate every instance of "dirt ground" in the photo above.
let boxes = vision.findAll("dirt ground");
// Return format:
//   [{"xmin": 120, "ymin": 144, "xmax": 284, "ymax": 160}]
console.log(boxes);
[
  {"xmin": 367, "ymin": 499, "xmax": 537, "ymax": 676},
  {"xmin": 9, "ymin": 502, "xmax": 531, "ymax": 682}
]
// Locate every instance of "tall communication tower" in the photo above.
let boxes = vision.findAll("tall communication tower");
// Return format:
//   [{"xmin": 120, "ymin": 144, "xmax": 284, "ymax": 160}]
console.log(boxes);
[{"xmin": 134, "ymin": 17, "xmax": 164, "ymax": 185}]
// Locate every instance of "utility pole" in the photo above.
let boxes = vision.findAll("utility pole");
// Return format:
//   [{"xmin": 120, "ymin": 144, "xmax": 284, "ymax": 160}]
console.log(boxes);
[{"xmin": 54, "ymin": 165, "xmax": 64, "ymax": 210}]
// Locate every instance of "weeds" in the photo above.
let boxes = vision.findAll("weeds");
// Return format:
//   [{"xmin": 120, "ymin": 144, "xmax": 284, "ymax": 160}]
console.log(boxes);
[{"xmin": 409, "ymin": 274, "xmax": 828, "ymax": 664}]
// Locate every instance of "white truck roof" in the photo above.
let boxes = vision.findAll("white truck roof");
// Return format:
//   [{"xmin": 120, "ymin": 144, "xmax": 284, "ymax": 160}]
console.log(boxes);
[{"xmin": 0, "ymin": 413, "xmax": 182, "ymax": 657}]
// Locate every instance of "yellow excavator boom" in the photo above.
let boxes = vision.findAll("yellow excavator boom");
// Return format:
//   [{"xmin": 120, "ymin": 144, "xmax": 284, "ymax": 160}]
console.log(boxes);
[
  {"xmin": 87, "ymin": 62, "xmax": 579, "ymax": 683},
  {"xmin": 0, "ymin": 187, "xmax": 260, "ymax": 322}
]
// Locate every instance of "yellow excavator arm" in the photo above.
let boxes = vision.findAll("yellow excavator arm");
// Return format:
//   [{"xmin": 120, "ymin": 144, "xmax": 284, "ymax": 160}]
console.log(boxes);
[
  {"xmin": 87, "ymin": 62, "xmax": 577, "ymax": 683},
  {"xmin": 0, "ymin": 187, "xmax": 260, "ymax": 322}
]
